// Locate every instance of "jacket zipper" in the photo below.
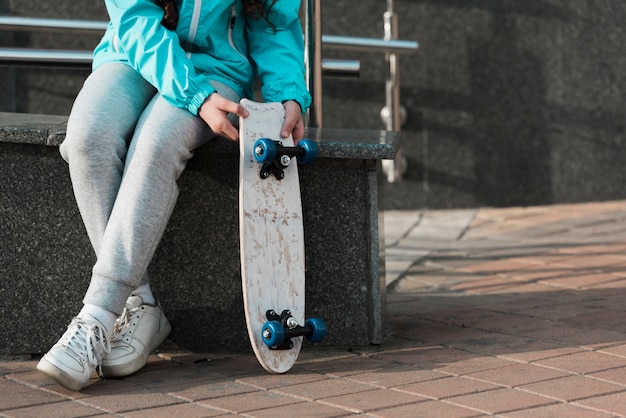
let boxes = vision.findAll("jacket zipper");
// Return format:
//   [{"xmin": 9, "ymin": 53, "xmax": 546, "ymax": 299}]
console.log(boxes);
[
  {"xmin": 228, "ymin": 5, "xmax": 247, "ymax": 61},
  {"xmin": 113, "ymin": 34, "xmax": 120, "ymax": 53},
  {"xmin": 186, "ymin": 0, "xmax": 203, "ymax": 58}
]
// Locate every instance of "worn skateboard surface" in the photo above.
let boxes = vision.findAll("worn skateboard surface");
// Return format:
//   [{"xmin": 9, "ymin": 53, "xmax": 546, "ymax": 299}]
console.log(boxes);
[{"xmin": 239, "ymin": 99, "xmax": 305, "ymax": 373}]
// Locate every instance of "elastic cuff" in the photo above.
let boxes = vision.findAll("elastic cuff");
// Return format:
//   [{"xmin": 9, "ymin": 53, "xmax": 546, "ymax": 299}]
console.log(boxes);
[
  {"xmin": 83, "ymin": 273, "xmax": 135, "ymax": 316},
  {"xmin": 187, "ymin": 87, "xmax": 216, "ymax": 116},
  {"xmin": 290, "ymin": 91, "xmax": 311, "ymax": 114}
]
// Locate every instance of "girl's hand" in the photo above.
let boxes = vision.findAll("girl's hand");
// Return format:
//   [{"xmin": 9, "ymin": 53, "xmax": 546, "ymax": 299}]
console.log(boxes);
[
  {"xmin": 198, "ymin": 93, "xmax": 249, "ymax": 142},
  {"xmin": 281, "ymin": 100, "xmax": 305, "ymax": 142}
]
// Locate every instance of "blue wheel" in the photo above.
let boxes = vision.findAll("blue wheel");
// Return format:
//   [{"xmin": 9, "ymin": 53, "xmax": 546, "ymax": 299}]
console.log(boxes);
[
  {"xmin": 254, "ymin": 138, "xmax": 277, "ymax": 163},
  {"xmin": 261, "ymin": 321, "xmax": 285, "ymax": 347},
  {"xmin": 305, "ymin": 317, "xmax": 327, "ymax": 343},
  {"xmin": 297, "ymin": 139, "xmax": 318, "ymax": 164}
]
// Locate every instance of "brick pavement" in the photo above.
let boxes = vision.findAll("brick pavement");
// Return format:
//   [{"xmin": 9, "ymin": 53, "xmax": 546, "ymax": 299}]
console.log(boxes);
[{"xmin": 3, "ymin": 201, "xmax": 626, "ymax": 417}]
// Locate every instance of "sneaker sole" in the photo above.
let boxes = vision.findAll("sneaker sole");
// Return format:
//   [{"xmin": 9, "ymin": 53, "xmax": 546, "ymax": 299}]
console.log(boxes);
[
  {"xmin": 101, "ymin": 320, "xmax": 172, "ymax": 378},
  {"xmin": 37, "ymin": 357, "xmax": 90, "ymax": 392}
]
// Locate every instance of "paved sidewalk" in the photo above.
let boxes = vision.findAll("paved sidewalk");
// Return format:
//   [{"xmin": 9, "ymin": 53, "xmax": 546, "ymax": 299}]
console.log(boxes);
[{"xmin": 4, "ymin": 201, "xmax": 626, "ymax": 417}]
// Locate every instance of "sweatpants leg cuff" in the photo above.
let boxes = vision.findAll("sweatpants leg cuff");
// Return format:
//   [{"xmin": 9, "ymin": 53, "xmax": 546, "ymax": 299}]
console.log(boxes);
[{"xmin": 83, "ymin": 274, "xmax": 134, "ymax": 316}]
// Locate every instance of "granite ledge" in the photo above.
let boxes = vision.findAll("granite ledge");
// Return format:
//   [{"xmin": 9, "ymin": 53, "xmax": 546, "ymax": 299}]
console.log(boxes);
[
  {"xmin": 0, "ymin": 112, "xmax": 68, "ymax": 146},
  {"xmin": 0, "ymin": 112, "xmax": 400, "ymax": 160}
]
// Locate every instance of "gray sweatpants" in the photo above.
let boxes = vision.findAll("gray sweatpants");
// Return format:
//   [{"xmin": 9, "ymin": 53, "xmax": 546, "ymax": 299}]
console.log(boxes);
[{"xmin": 60, "ymin": 62, "xmax": 240, "ymax": 315}]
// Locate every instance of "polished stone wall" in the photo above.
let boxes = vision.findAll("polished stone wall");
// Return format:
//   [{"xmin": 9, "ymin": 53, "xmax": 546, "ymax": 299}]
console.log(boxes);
[{"xmin": 2, "ymin": 1, "xmax": 626, "ymax": 208}]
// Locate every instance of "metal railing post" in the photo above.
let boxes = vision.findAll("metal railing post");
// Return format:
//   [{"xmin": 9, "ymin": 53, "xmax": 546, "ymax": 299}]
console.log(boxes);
[
  {"xmin": 303, "ymin": 0, "xmax": 323, "ymax": 128},
  {"xmin": 381, "ymin": 0, "xmax": 407, "ymax": 182},
  {"xmin": 383, "ymin": 0, "xmax": 401, "ymax": 131}
]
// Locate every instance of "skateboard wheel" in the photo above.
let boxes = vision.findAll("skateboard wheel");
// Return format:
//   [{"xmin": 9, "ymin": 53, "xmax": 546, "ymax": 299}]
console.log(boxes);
[
  {"xmin": 262, "ymin": 321, "xmax": 285, "ymax": 347},
  {"xmin": 254, "ymin": 138, "xmax": 277, "ymax": 163},
  {"xmin": 305, "ymin": 317, "xmax": 327, "ymax": 343},
  {"xmin": 296, "ymin": 139, "xmax": 318, "ymax": 164}
]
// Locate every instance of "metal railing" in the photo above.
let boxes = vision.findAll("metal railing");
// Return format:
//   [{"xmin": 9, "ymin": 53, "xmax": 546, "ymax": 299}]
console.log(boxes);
[
  {"xmin": 302, "ymin": 0, "xmax": 418, "ymax": 134},
  {"xmin": 0, "ymin": 16, "xmax": 366, "ymax": 75},
  {"xmin": 0, "ymin": 4, "xmax": 418, "ymax": 181},
  {"xmin": 303, "ymin": 0, "xmax": 417, "ymax": 181},
  {"xmin": 0, "ymin": 16, "xmax": 107, "ymax": 33}
]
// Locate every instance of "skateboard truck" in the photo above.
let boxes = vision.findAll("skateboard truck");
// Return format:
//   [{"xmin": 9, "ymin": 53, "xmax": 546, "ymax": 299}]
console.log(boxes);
[
  {"xmin": 253, "ymin": 138, "xmax": 318, "ymax": 180},
  {"xmin": 261, "ymin": 309, "xmax": 327, "ymax": 350}
]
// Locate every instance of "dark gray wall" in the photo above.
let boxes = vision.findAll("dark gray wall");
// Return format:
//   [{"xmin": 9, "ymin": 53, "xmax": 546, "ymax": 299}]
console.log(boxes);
[
  {"xmin": 2, "ymin": 1, "xmax": 626, "ymax": 209},
  {"xmin": 323, "ymin": 1, "xmax": 626, "ymax": 209}
]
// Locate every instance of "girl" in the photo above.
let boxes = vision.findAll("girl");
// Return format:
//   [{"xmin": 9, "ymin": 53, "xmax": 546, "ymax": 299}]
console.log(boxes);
[{"xmin": 37, "ymin": 0, "xmax": 311, "ymax": 391}]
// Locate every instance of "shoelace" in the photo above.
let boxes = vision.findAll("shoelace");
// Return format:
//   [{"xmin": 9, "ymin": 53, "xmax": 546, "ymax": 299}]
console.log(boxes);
[
  {"xmin": 110, "ymin": 305, "xmax": 142, "ymax": 343},
  {"xmin": 63, "ymin": 318, "xmax": 112, "ymax": 377},
  {"xmin": 110, "ymin": 307, "xmax": 131, "ymax": 343}
]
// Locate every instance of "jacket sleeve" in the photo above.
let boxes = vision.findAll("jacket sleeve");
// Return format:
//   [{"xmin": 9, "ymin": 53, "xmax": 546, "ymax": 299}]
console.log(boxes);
[
  {"xmin": 245, "ymin": 0, "xmax": 312, "ymax": 113},
  {"xmin": 103, "ymin": 0, "xmax": 215, "ymax": 115}
]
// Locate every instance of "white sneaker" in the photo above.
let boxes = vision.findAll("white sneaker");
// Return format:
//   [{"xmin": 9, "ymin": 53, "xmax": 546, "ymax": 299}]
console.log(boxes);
[
  {"xmin": 37, "ymin": 316, "xmax": 111, "ymax": 391},
  {"xmin": 101, "ymin": 296, "xmax": 171, "ymax": 377}
]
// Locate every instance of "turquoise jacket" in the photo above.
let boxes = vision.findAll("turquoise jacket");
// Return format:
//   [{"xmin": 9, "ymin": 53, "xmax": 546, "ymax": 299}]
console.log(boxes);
[{"xmin": 93, "ymin": 0, "xmax": 311, "ymax": 115}]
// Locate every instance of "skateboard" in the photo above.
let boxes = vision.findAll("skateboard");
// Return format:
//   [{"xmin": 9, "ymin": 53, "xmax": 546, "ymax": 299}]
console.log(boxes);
[{"xmin": 239, "ymin": 99, "xmax": 326, "ymax": 374}]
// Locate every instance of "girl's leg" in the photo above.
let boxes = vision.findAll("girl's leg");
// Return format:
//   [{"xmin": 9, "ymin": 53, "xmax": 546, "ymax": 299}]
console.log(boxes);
[
  {"xmin": 39, "ymin": 63, "xmax": 156, "ymax": 391},
  {"xmin": 99, "ymin": 80, "xmax": 242, "ymax": 378},
  {"xmin": 61, "ymin": 62, "xmax": 158, "ymax": 307},
  {"xmin": 83, "ymin": 80, "xmax": 241, "ymax": 316},
  {"xmin": 39, "ymin": 76, "xmax": 241, "ymax": 390},
  {"xmin": 60, "ymin": 62, "xmax": 156, "ymax": 256}
]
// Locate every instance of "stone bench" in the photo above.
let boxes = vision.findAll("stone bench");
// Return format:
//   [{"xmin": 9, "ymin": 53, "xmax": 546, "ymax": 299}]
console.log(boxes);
[{"xmin": 0, "ymin": 112, "xmax": 399, "ymax": 355}]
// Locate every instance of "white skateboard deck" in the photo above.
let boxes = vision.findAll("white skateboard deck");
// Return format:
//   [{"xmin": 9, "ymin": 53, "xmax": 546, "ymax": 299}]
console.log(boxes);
[{"xmin": 239, "ymin": 99, "xmax": 305, "ymax": 373}]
